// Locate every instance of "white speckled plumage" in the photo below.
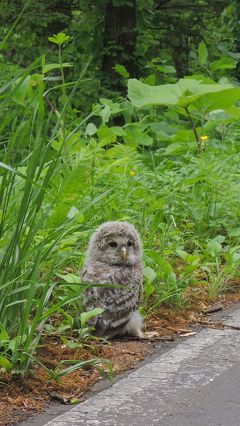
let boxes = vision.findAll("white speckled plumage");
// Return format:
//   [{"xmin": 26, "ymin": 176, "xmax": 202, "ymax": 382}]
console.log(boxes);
[{"xmin": 80, "ymin": 221, "xmax": 145, "ymax": 339}]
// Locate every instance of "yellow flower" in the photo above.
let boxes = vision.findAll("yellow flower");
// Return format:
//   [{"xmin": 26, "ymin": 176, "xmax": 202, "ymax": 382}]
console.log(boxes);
[
  {"xmin": 130, "ymin": 170, "xmax": 136, "ymax": 176},
  {"xmin": 200, "ymin": 135, "xmax": 209, "ymax": 142}
]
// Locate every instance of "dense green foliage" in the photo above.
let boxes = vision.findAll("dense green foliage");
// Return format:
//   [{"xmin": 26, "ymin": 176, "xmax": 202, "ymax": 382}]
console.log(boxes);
[
  {"xmin": 1, "ymin": 1, "xmax": 240, "ymax": 103},
  {"xmin": 1, "ymin": 0, "xmax": 240, "ymax": 376}
]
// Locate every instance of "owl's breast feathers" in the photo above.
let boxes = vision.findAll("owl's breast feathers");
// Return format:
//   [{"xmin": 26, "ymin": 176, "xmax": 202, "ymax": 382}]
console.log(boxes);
[
  {"xmin": 81, "ymin": 262, "xmax": 142, "ymax": 287},
  {"xmin": 81, "ymin": 262, "xmax": 143, "ymax": 335}
]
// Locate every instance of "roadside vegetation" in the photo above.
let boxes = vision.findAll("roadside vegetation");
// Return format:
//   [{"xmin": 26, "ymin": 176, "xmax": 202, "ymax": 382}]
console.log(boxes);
[{"xmin": 1, "ymin": 0, "xmax": 240, "ymax": 384}]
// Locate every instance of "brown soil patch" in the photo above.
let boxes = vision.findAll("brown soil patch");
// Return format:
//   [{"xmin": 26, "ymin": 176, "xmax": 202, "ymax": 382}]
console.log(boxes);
[
  {"xmin": 1, "ymin": 282, "xmax": 240, "ymax": 426},
  {"xmin": 0, "ymin": 340, "xmax": 152, "ymax": 425}
]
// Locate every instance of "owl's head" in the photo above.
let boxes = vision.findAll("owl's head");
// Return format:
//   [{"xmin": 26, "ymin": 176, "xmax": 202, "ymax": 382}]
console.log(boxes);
[{"xmin": 86, "ymin": 221, "xmax": 142, "ymax": 266}]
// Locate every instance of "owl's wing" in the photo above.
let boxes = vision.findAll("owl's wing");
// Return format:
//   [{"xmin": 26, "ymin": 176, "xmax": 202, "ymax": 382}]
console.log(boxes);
[{"xmin": 81, "ymin": 264, "xmax": 115, "ymax": 324}]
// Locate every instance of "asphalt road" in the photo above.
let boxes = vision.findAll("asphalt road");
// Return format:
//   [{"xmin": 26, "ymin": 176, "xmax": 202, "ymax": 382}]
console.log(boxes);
[{"xmin": 21, "ymin": 308, "xmax": 240, "ymax": 426}]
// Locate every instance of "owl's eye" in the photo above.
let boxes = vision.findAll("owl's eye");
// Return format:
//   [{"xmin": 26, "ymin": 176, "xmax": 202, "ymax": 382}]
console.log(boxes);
[
  {"xmin": 109, "ymin": 241, "xmax": 118, "ymax": 248},
  {"xmin": 127, "ymin": 240, "xmax": 134, "ymax": 247}
]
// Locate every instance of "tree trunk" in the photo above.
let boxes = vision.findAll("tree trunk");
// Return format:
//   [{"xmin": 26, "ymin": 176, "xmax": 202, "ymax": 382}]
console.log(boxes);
[
  {"xmin": 172, "ymin": 32, "xmax": 190, "ymax": 78},
  {"xmin": 46, "ymin": 0, "xmax": 72, "ymax": 35},
  {"xmin": 102, "ymin": 0, "xmax": 137, "ymax": 89}
]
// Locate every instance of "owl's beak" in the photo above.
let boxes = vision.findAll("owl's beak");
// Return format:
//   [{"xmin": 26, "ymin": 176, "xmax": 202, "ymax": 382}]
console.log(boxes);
[{"xmin": 121, "ymin": 246, "xmax": 128, "ymax": 260}]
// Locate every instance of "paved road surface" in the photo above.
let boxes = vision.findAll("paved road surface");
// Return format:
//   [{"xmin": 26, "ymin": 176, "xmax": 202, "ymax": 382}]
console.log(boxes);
[{"xmin": 24, "ymin": 308, "xmax": 240, "ymax": 426}]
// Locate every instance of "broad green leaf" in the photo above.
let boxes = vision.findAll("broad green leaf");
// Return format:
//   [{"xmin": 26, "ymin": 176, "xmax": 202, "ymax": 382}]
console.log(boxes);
[
  {"xmin": 0, "ymin": 356, "xmax": 12, "ymax": 371},
  {"xmin": 128, "ymin": 78, "xmax": 237, "ymax": 110},
  {"xmin": 67, "ymin": 206, "xmax": 80, "ymax": 219},
  {"xmin": 206, "ymin": 109, "xmax": 232, "ymax": 121},
  {"xmin": 157, "ymin": 258, "xmax": 173, "ymax": 274},
  {"xmin": 125, "ymin": 126, "xmax": 153, "ymax": 146},
  {"xmin": 210, "ymin": 57, "xmax": 237, "ymax": 71},
  {"xmin": 97, "ymin": 126, "xmax": 117, "ymax": 146},
  {"xmin": 185, "ymin": 74, "xmax": 215, "ymax": 83},
  {"xmin": 226, "ymin": 105, "xmax": 240, "ymax": 118},
  {"xmin": 144, "ymin": 282, "xmax": 155, "ymax": 298},
  {"xmin": 198, "ymin": 41, "xmax": 208, "ymax": 66},
  {"xmin": 143, "ymin": 74, "xmax": 157, "ymax": 85},
  {"xmin": 111, "ymin": 126, "xmax": 127, "ymax": 136},
  {"xmin": 175, "ymin": 249, "xmax": 189, "ymax": 261},
  {"xmin": 144, "ymin": 266, "xmax": 157, "ymax": 283},
  {"xmin": 128, "ymin": 78, "xmax": 179, "ymax": 107},
  {"xmin": 228, "ymin": 228, "xmax": 240, "ymax": 237},
  {"xmin": 101, "ymin": 105, "xmax": 111, "ymax": 124},
  {"xmin": 48, "ymin": 33, "xmax": 70, "ymax": 46},
  {"xmin": 164, "ymin": 142, "xmax": 186, "ymax": 155},
  {"xmin": 43, "ymin": 63, "xmax": 73, "ymax": 73},
  {"xmin": 56, "ymin": 273, "xmax": 80, "ymax": 283},
  {"xmin": 114, "ymin": 64, "xmax": 129, "ymax": 79},
  {"xmin": 172, "ymin": 129, "xmax": 197, "ymax": 142},
  {"xmin": 155, "ymin": 65, "xmax": 176, "ymax": 74},
  {"xmin": 67, "ymin": 207, "xmax": 85, "ymax": 223},
  {"xmin": 192, "ymin": 87, "xmax": 240, "ymax": 112},
  {"xmin": 136, "ymin": 133, "xmax": 153, "ymax": 146},
  {"xmin": 85, "ymin": 122, "xmax": 97, "ymax": 136},
  {"xmin": 150, "ymin": 121, "xmax": 176, "ymax": 134},
  {"xmin": 80, "ymin": 308, "xmax": 104, "ymax": 328},
  {"xmin": 206, "ymin": 240, "xmax": 222, "ymax": 257},
  {"xmin": 99, "ymin": 98, "xmax": 122, "ymax": 115},
  {"xmin": 214, "ymin": 235, "xmax": 226, "ymax": 244}
]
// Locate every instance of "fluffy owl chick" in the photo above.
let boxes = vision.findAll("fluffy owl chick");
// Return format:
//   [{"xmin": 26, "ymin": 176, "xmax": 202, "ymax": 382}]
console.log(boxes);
[{"xmin": 81, "ymin": 221, "xmax": 151, "ymax": 339}]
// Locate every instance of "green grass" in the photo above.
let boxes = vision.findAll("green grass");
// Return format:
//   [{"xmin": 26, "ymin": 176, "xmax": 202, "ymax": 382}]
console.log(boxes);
[{"xmin": 1, "ymin": 54, "xmax": 240, "ymax": 376}]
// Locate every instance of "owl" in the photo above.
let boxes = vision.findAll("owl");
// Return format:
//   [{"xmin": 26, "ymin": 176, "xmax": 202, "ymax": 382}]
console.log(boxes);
[{"xmin": 81, "ymin": 221, "xmax": 155, "ymax": 339}]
